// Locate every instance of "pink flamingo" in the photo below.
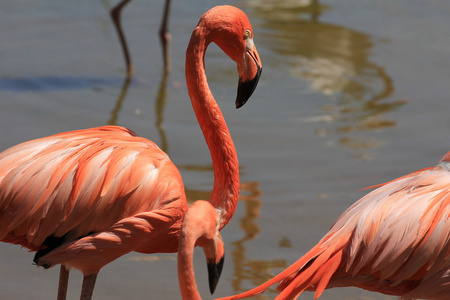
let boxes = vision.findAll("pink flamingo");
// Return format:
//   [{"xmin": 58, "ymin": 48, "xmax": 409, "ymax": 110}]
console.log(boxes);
[
  {"xmin": 217, "ymin": 152, "xmax": 450, "ymax": 300},
  {"xmin": 0, "ymin": 5, "xmax": 261, "ymax": 300},
  {"xmin": 178, "ymin": 200, "xmax": 225, "ymax": 300}
]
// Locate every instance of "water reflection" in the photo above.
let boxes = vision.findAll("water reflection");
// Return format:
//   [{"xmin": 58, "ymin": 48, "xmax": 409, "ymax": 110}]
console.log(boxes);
[
  {"xmin": 107, "ymin": 76, "xmax": 131, "ymax": 125},
  {"xmin": 154, "ymin": 71, "xmax": 169, "ymax": 152},
  {"xmin": 247, "ymin": 0, "xmax": 407, "ymax": 160},
  {"xmin": 230, "ymin": 182, "xmax": 287, "ymax": 296},
  {"xmin": 107, "ymin": 70, "xmax": 169, "ymax": 154},
  {"xmin": 106, "ymin": 0, "xmax": 172, "ymax": 75},
  {"xmin": 0, "ymin": 76, "xmax": 123, "ymax": 91}
]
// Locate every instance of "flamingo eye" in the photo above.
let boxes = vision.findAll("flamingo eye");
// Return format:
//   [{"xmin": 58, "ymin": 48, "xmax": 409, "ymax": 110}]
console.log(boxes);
[{"xmin": 244, "ymin": 30, "xmax": 251, "ymax": 40}]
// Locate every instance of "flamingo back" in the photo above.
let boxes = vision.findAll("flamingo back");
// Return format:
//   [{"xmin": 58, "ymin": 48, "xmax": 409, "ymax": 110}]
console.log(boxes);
[
  {"xmin": 277, "ymin": 166, "xmax": 450, "ymax": 299},
  {"xmin": 218, "ymin": 165, "xmax": 450, "ymax": 300},
  {"xmin": 0, "ymin": 126, "xmax": 186, "ymax": 250}
]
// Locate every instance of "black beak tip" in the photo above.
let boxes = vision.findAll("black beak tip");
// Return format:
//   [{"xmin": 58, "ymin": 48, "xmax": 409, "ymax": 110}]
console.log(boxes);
[
  {"xmin": 207, "ymin": 255, "xmax": 225, "ymax": 294},
  {"xmin": 235, "ymin": 66, "xmax": 262, "ymax": 109},
  {"xmin": 235, "ymin": 99, "xmax": 247, "ymax": 109}
]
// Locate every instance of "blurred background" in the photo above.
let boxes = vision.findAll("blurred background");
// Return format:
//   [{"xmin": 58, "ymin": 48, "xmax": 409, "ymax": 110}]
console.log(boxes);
[{"xmin": 0, "ymin": 0, "xmax": 449, "ymax": 299}]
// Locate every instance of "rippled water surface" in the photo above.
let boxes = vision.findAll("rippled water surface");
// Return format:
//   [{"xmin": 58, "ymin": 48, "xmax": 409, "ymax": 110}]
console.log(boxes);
[{"xmin": 1, "ymin": 1, "xmax": 450, "ymax": 299}]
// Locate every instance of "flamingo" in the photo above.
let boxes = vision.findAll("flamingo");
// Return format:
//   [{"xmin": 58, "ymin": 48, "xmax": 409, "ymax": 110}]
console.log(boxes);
[
  {"xmin": 110, "ymin": 0, "xmax": 172, "ymax": 75},
  {"xmin": 217, "ymin": 152, "xmax": 450, "ymax": 300},
  {"xmin": 178, "ymin": 200, "xmax": 225, "ymax": 300},
  {"xmin": 0, "ymin": 5, "xmax": 261, "ymax": 300}
]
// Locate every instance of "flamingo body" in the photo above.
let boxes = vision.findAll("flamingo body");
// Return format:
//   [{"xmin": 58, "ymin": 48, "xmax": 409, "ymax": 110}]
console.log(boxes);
[
  {"xmin": 0, "ymin": 125, "xmax": 189, "ymax": 276},
  {"xmin": 0, "ymin": 5, "xmax": 261, "ymax": 299},
  {"xmin": 218, "ymin": 154, "xmax": 450, "ymax": 300}
]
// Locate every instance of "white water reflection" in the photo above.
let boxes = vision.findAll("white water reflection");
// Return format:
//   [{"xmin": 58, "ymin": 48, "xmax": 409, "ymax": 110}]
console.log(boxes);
[{"xmin": 247, "ymin": 0, "xmax": 407, "ymax": 160}]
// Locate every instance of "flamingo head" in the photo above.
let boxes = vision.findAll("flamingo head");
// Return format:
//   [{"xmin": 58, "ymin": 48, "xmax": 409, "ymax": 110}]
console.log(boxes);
[
  {"xmin": 201, "ymin": 5, "xmax": 262, "ymax": 108},
  {"xmin": 195, "ymin": 204, "xmax": 225, "ymax": 294}
]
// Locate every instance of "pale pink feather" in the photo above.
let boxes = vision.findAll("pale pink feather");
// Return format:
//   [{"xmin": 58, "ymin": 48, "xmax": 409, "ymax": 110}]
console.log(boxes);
[{"xmin": 217, "ymin": 157, "xmax": 450, "ymax": 300}]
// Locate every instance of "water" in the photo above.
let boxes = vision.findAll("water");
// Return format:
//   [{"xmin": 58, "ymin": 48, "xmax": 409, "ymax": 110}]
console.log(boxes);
[{"xmin": 0, "ymin": 0, "xmax": 449, "ymax": 299}]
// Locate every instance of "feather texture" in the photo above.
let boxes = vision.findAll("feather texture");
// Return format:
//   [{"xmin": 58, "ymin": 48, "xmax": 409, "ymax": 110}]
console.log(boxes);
[{"xmin": 217, "ymin": 157, "xmax": 450, "ymax": 300}]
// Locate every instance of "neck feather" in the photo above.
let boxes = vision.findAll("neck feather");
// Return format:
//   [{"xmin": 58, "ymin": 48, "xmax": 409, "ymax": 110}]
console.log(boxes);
[
  {"xmin": 178, "ymin": 235, "xmax": 201, "ymax": 300},
  {"xmin": 185, "ymin": 27, "xmax": 239, "ymax": 230}
]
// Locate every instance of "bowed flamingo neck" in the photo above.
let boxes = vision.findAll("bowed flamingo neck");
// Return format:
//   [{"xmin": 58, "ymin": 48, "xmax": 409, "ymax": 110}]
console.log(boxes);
[
  {"xmin": 185, "ymin": 8, "xmax": 244, "ymax": 230},
  {"xmin": 178, "ymin": 201, "xmax": 224, "ymax": 300}
]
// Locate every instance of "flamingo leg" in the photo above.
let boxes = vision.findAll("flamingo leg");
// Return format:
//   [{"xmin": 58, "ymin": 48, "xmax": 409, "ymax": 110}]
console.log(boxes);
[
  {"xmin": 80, "ymin": 274, "xmax": 98, "ymax": 300},
  {"xmin": 159, "ymin": 0, "xmax": 172, "ymax": 72},
  {"xmin": 57, "ymin": 265, "xmax": 70, "ymax": 300},
  {"xmin": 110, "ymin": 0, "xmax": 133, "ymax": 77}
]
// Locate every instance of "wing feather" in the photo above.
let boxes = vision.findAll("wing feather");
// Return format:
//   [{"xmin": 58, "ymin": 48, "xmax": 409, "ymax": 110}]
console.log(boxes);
[
  {"xmin": 0, "ymin": 126, "xmax": 185, "ymax": 248},
  {"xmin": 334, "ymin": 167, "xmax": 450, "ymax": 286}
]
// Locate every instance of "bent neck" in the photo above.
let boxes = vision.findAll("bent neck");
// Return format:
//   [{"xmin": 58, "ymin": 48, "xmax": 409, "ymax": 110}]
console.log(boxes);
[
  {"xmin": 178, "ymin": 236, "xmax": 201, "ymax": 300},
  {"xmin": 185, "ymin": 27, "xmax": 239, "ymax": 230}
]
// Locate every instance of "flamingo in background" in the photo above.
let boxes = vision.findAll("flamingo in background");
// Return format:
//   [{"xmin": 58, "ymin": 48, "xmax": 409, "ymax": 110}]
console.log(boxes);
[
  {"xmin": 178, "ymin": 200, "xmax": 225, "ymax": 300},
  {"xmin": 110, "ymin": 0, "xmax": 172, "ymax": 75},
  {"xmin": 0, "ymin": 5, "xmax": 261, "ymax": 300},
  {"xmin": 217, "ymin": 152, "xmax": 450, "ymax": 300}
]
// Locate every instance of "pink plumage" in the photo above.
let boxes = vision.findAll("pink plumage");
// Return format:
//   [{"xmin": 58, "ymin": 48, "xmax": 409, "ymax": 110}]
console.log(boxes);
[{"xmin": 217, "ymin": 155, "xmax": 450, "ymax": 300}]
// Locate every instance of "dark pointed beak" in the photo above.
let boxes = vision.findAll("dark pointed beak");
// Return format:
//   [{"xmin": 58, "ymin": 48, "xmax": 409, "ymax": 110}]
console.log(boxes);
[
  {"xmin": 207, "ymin": 255, "xmax": 225, "ymax": 294},
  {"xmin": 236, "ymin": 46, "xmax": 262, "ymax": 108}
]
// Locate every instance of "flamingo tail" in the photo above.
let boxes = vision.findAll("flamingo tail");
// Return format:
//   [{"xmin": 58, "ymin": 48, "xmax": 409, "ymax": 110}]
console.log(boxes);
[{"xmin": 218, "ymin": 232, "xmax": 350, "ymax": 300}]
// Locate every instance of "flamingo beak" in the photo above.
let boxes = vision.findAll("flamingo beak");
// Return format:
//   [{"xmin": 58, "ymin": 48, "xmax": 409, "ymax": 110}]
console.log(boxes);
[
  {"xmin": 207, "ymin": 254, "xmax": 225, "ymax": 294},
  {"xmin": 236, "ymin": 42, "xmax": 262, "ymax": 108}
]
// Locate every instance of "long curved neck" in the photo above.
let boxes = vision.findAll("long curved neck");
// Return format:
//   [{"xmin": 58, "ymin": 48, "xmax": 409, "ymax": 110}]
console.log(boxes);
[
  {"xmin": 178, "ymin": 235, "xmax": 201, "ymax": 300},
  {"xmin": 185, "ymin": 27, "xmax": 239, "ymax": 230}
]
